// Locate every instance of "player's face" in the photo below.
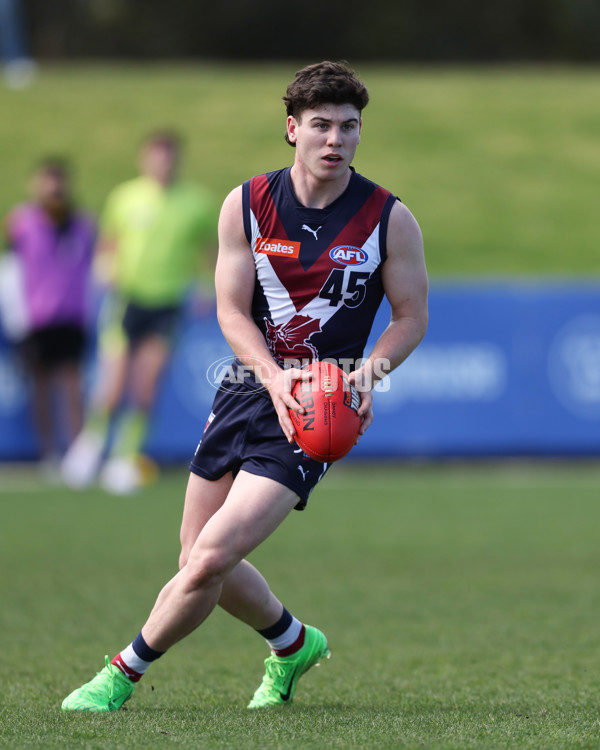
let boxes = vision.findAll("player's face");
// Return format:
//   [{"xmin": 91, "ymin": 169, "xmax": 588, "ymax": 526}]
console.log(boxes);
[{"xmin": 287, "ymin": 103, "xmax": 362, "ymax": 182}]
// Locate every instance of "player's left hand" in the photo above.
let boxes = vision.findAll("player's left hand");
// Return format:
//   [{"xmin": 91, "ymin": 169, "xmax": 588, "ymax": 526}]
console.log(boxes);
[{"xmin": 347, "ymin": 368, "xmax": 374, "ymax": 440}]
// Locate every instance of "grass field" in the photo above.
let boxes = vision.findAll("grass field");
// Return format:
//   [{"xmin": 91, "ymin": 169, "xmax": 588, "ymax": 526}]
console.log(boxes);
[
  {"xmin": 1, "ymin": 63, "xmax": 599, "ymax": 275},
  {"xmin": 2, "ymin": 462, "xmax": 600, "ymax": 749}
]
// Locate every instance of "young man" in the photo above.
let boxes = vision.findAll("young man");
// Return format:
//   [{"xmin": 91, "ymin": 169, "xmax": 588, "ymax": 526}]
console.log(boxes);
[
  {"xmin": 3, "ymin": 159, "xmax": 95, "ymax": 474},
  {"xmin": 61, "ymin": 61, "xmax": 428, "ymax": 712},
  {"xmin": 61, "ymin": 130, "xmax": 216, "ymax": 494}
]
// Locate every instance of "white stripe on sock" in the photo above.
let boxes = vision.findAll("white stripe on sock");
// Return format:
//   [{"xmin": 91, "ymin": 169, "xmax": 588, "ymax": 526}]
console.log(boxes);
[
  {"xmin": 120, "ymin": 643, "xmax": 153, "ymax": 675},
  {"xmin": 265, "ymin": 616, "xmax": 303, "ymax": 651}
]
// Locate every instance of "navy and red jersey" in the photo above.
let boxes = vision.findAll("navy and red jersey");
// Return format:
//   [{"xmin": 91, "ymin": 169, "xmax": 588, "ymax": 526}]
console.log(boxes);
[{"xmin": 242, "ymin": 167, "xmax": 398, "ymax": 367}]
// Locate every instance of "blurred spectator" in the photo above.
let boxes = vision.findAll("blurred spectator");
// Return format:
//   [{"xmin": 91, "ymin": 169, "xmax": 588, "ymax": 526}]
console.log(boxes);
[
  {"xmin": 1, "ymin": 158, "xmax": 96, "ymax": 475},
  {"xmin": 0, "ymin": 0, "xmax": 36, "ymax": 88},
  {"xmin": 61, "ymin": 129, "xmax": 216, "ymax": 494}
]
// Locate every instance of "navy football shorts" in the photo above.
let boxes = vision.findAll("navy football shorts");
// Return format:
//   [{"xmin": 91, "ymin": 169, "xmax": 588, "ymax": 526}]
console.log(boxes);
[{"xmin": 189, "ymin": 361, "xmax": 330, "ymax": 510}]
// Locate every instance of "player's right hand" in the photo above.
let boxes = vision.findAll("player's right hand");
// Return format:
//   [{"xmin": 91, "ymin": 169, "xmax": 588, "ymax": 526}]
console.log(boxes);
[{"xmin": 267, "ymin": 366, "xmax": 312, "ymax": 442}]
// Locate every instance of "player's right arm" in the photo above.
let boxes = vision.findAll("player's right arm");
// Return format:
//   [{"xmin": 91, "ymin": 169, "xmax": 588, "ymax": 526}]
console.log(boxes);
[{"xmin": 215, "ymin": 186, "xmax": 307, "ymax": 442}]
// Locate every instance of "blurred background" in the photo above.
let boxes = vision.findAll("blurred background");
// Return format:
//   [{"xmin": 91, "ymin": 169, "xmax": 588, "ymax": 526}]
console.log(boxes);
[{"xmin": 1, "ymin": 0, "xmax": 599, "ymax": 466}]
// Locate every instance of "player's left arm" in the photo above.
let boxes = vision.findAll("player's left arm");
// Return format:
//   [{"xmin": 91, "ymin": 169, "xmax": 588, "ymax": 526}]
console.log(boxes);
[{"xmin": 348, "ymin": 200, "xmax": 429, "ymax": 434}]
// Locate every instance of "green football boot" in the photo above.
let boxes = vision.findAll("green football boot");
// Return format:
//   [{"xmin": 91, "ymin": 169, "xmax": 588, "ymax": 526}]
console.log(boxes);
[
  {"xmin": 61, "ymin": 656, "xmax": 135, "ymax": 712},
  {"xmin": 247, "ymin": 625, "xmax": 330, "ymax": 709}
]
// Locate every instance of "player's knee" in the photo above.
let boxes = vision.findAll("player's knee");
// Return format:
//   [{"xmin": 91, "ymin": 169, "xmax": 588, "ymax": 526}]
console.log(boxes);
[
  {"xmin": 178, "ymin": 546, "xmax": 190, "ymax": 570},
  {"xmin": 178, "ymin": 537, "xmax": 203, "ymax": 570},
  {"xmin": 183, "ymin": 547, "xmax": 232, "ymax": 590}
]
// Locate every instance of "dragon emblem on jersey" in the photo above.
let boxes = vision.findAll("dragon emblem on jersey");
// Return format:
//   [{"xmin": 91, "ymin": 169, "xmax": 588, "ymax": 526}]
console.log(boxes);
[{"xmin": 264, "ymin": 314, "xmax": 321, "ymax": 360}]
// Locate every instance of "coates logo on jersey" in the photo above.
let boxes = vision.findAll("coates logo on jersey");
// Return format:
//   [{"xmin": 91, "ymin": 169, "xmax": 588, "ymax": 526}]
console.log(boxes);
[
  {"xmin": 329, "ymin": 245, "xmax": 368, "ymax": 266},
  {"xmin": 256, "ymin": 237, "xmax": 301, "ymax": 259}
]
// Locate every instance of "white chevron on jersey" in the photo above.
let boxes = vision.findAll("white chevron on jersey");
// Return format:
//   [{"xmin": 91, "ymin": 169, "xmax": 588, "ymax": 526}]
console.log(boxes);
[
  {"xmin": 249, "ymin": 212, "xmax": 293, "ymax": 323},
  {"xmin": 250, "ymin": 210, "xmax": 296, "ymax": 326}
]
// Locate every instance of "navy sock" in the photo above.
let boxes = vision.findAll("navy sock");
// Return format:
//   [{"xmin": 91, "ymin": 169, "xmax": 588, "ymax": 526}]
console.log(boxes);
[
  {"xmin": 257, "ymin": 607, "xmax": 293, "ymax": 640},
  {"xmin": 257, "ymin": 607, "xmax": 304, "ymax": 655},
  {"xmin": 132, "ymin": 631, "xmax": 165, "ymax": 662}
]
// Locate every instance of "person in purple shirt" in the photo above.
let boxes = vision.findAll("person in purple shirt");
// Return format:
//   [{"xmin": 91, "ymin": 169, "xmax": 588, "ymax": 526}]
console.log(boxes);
[{"xmin": 3, "ymin": 158, "xmax": 96, "ymax": 472}]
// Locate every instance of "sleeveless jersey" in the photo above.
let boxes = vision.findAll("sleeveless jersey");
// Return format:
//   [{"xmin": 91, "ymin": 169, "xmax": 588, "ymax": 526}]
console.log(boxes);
[{"xmin": 242, "ymin": 167, "xmax": 398, "ymax": 367}]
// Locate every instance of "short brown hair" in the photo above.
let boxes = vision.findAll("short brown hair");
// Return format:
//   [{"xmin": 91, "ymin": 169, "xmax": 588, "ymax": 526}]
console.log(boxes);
[{"xmin": 283, "ymin": 61, "xmax": 369, "ymax": 145}]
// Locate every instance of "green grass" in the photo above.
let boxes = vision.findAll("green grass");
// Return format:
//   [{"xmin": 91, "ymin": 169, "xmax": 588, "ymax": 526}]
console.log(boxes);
[
  {"xmin": 2, "ymin": 462, "xmax": 600, "ymax": 748},
  {"xmin": 1, "ymin": 63, "xmax": 599, "ymax": 275}
]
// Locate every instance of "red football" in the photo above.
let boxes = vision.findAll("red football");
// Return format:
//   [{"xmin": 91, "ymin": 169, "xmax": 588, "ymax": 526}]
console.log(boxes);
[{"xmin": 289, "ymin": 361, "xmax": 362, "ymax": 463}]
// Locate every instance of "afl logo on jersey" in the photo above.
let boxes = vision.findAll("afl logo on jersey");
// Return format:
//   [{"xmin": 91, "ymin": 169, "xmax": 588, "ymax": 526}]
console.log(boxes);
[{"xmin": 329, "ymin": 246, "xmax": 368, "ymax": 266}]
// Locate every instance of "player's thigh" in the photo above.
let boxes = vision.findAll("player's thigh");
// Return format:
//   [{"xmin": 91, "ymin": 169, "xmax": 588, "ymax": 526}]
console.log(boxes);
[
  {"xmin": 187, "ymin": 470, "xmax": 301, "ymax": 574},
  {"xmin": 129, "ymin": 334, "xmax": 170, "ymax": 407},
  {"xmin": 180, "ymin": 471, "xmax": 234, "ymax": 567}
]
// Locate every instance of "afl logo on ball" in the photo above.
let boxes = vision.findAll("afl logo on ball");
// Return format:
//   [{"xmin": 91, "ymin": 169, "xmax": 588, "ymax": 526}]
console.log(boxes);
[{"xmin": 329, "ymin": 246, "xmax": 368, "ymax": 266}]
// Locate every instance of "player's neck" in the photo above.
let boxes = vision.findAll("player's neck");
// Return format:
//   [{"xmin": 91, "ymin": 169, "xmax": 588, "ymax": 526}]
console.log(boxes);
[{"xmin": 289, "ymin": 165, "xmax": 352, "ymax": 209}]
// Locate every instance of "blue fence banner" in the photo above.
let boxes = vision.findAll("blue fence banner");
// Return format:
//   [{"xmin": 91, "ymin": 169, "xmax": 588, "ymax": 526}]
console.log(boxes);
[{"xmin": 0, "ymin": 281, "xmax": 599, "ymax": 462}]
